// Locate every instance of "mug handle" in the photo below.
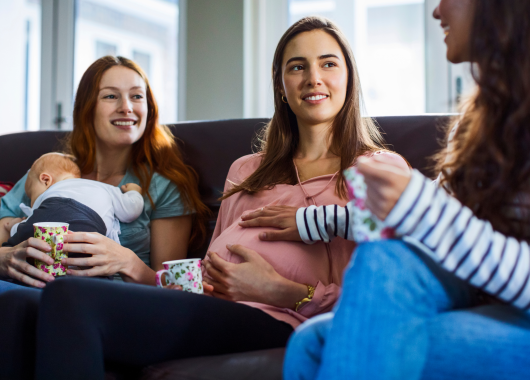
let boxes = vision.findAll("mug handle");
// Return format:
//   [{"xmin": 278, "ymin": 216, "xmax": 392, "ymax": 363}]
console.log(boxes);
[{"xmin": 155, "ymin": 270, "xmax": 170, "ymax": 288}]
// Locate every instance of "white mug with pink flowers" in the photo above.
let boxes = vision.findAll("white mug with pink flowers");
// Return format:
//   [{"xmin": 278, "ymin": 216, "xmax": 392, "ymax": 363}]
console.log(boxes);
[
  {"xmin": 33, "ymin": 222, "xmax": 69, "ymax": 276},
  {"xmin": 155, "ymin": 259, "xmax": 203, "ymax": 294},
  {"xmin": 343, "ymin": 167, "xmax": 396, "ymax": 242}
]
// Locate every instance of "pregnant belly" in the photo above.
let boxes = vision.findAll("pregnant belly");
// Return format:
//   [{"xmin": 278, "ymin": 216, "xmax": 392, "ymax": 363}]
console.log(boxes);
[{"xmin": 208, "ymin": 219, "xmax": 332, "ymax": 284}]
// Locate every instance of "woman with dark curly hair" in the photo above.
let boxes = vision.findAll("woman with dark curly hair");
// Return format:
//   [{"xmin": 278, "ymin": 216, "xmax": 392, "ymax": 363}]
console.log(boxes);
[{"xmin": 281, "ymin": 0, "xmax": 530, "ymax": 379}]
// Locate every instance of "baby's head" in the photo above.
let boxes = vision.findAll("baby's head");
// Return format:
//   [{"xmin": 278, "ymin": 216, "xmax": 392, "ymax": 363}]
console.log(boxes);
[{"xmin": 25, "ymin": 153, "xmax": 81, "ymax": 206}]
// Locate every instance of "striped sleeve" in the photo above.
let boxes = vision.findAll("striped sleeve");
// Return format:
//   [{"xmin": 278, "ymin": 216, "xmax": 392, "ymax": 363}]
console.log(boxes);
[
  {"xmin": 296, "ymin": 202, "xmax": 355, "ymax": 244},
  {"xmin": 386, "ymin": 169, "xmax": 530, "ymax": 311}
]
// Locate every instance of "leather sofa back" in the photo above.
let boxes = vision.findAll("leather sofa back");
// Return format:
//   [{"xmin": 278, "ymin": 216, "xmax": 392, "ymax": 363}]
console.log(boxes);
[{"xmin": 0, "ymin": 115, "xmax": 451, "ymax": 255}]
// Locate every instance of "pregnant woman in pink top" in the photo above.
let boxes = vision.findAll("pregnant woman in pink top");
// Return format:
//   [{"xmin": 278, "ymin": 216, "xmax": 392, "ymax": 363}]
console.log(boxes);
[
  {"xmin": 206, "ymin": 150, "xmax": 406, "ymax": 328},
  {"xmin": 0, "ymin": 16, "xmax": 407, "ymax": 379}
]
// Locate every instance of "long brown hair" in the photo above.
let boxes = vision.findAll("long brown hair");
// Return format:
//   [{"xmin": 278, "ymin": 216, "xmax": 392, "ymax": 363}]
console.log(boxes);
[
  {"xmin": 436, "ymin": 0, "xmax": 530, "ymax": 239},
  {"xmin": 68, "ymin": 56, "xmax": 209, "ymax": 246},
  {"xmin": 223, "ymin": 16, "xmax": 386, "ymax": 200}
]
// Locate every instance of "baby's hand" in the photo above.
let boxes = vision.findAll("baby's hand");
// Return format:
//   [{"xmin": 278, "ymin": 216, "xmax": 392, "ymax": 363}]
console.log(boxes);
[
  {"xmin": 121, "ymin": 183, "xmax": 142, "ymax": 194},
  {"xmin": 4, "ymin": 217, "xmax": 25, "ymax": 233}
]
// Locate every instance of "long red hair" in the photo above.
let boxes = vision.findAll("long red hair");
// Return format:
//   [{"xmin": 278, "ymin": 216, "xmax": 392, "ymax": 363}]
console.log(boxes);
[{"xmin": 68, "ymin": 56, "xmax": 209, "ymax": 247}]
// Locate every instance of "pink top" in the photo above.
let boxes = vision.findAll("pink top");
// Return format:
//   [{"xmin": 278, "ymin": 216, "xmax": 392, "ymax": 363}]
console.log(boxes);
[{"xmin": 207, "ymin": 152, "xmax": 408, "ymax": 328}]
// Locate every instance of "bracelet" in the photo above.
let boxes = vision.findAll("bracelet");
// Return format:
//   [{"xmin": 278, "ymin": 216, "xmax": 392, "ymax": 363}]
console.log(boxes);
[{"xmin": 295, "ymin": 284, "xmax": 315, "ymax": 312}]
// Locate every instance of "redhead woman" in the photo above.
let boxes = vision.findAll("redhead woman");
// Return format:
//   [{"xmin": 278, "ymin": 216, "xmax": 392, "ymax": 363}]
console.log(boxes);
[
  {"xmin": 0, "ymin": 56, "xmax": 208, "ymax": 290},
  {"xmin": 0, "ymin": 17, "xmax": 407, "ymax": 379},
  {"xmin": 280, "ymin": 1, "xmax": 530, "ymax": 379}
]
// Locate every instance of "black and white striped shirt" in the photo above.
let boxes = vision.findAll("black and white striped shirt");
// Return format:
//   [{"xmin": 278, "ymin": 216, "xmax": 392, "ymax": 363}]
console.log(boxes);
[{"xmin": 295, "ymin": 169, "xmax": 530, "ymax": 311}]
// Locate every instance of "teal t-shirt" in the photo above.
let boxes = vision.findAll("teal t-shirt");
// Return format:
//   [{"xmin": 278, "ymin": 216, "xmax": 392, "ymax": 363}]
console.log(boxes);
[{"xmin": 0, "ymin": 169, "xmax": 190, "ymax": 274}]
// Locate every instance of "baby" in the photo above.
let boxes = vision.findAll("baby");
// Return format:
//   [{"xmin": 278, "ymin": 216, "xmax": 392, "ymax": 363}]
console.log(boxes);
[{"xmin": 4, "ymin": 153, "xmax": 144, "ymax": 247}]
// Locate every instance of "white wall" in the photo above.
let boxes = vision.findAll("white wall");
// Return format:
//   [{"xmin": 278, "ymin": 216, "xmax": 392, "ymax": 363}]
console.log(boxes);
[
  {"xmin": 184, "ymin": 0, "xmax": 245, "ymax": 121},
  {"xmin": 243, "ymin": 0, "xmax": 289, "ymax": 119}
]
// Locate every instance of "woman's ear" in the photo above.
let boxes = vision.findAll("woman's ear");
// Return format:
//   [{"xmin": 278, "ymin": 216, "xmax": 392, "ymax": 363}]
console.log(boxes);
[{"xmin": 39, "ymin": 173, "xmax": 54, "ymax": 188}]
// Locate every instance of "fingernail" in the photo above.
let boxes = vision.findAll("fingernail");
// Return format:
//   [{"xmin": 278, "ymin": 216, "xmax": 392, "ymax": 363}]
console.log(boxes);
[
  {"xmin": 259, "ymin": 233, "xmax": 266, "ymax": 239},
  {"xmin": 226, "ymin": 244, "xmax": 233, "ymax": 249}
]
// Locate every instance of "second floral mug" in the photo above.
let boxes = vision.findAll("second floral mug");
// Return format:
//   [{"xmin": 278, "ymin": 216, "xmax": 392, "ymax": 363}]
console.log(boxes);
[
  {"xmin": 33, "ymin": 222, "xmax": 69, "ymax": 276},
  {"xmin": 155, "ymin": 258, "xmax": 203, "ymax": 294}
]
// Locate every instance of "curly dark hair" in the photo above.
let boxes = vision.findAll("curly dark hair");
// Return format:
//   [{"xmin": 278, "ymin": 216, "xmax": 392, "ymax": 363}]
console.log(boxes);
[{"xmin": 437, "ymin": 0, "xmax": 530, "ymax": 239}]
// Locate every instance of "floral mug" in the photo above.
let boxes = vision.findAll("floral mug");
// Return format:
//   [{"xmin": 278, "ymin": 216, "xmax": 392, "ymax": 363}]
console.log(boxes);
[
  {"xmin": 343, "ymin": 167, "xmax": 396, "ymax": 242},
  {"xmin": 155, "ymin": 259, "xmax": 203, "ymax": 294},
  {"xmin": 33, "ymin": 222, "xmax": 69, "ymax": 276}
]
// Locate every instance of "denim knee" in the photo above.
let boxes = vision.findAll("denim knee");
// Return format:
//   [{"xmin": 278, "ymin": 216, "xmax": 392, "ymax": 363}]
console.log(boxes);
[
  {"xmin": 288, "ymin": 313, "xmax": 333, "ymax": 353},
  {"xmin": 344, "ymin": 239, "xmax": 475, "ymax": 314},
  {"xmin": 339, "ymin": 240, "xmax": 448, "ymax": 308},
  {"xmin": 284, "ymin": 313, "xmax": 334, "ymax": 380},
  {"xmin": 346, "ymin": 240, "xmax": 428, "ymax": 284}
]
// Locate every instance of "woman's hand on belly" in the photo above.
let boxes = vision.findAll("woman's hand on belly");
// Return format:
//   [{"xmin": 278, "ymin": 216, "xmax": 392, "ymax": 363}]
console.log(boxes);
[
  {"xmin": 203, "ymin": 244, "xmax": 308, "ymax": 309},
  {"xmin": 239, "ymin": 206, "xmax": 302, "ymax": 242}
]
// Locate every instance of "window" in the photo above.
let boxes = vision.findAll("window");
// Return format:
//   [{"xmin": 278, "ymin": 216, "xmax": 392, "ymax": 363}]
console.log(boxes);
[
  {"xmin": 0, "ymin": 0, "xmax": 41, "ymax": 133},
  {"xmin": 96, "ymin": 41, "xmax": 117, "ymax": 58},
  {"xmin": 133, "ymin": 51, "xmax": 152, "ymax": 78},
  {"xmin": 289, "ymin": 0, "xmax": 426, "ymax": 116},
  {"xmin": 74, "ymin": 0, "xmax": 179, "ymax": 124}
]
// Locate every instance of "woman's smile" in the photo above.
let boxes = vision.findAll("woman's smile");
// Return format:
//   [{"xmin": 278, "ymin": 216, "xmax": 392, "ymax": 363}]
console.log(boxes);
[
  {"xmin": 111, "ymin": 118, "xmax": 138, "ymax": 130},
  {"xmin": 302, "ymin": 92, "xmax": 329, "ymax": 105}
]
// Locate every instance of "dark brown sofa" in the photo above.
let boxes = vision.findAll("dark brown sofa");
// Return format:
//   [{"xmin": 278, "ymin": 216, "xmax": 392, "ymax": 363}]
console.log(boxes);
[{"xmin": 0, "ymin": 115, "xmax": 450, "ymax": 379}]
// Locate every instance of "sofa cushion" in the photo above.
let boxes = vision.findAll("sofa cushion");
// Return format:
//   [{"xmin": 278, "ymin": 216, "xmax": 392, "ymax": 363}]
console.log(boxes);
[
  {"xmin": 0, "ymin": 182, "xmax": 13, "ymax": 198},
  {"xmin": 138, "ymin": 348, "xmax": 285, "ymax": 380}
]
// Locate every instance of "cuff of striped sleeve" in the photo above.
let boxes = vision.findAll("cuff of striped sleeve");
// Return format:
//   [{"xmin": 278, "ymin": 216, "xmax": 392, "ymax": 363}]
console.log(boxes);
[
  {"xmin": 385, "ymin": 169, "xmax": 430, "ymax": 235},
  {"xmin": 296, "ymin": 206, "xmax": 318, "ymax": 245}
]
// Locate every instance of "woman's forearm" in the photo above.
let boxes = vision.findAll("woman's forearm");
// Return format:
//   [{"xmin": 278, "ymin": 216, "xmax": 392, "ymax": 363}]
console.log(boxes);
[
  {"xmin": 267, "ymin": 276, "xmax": 309, "ymax": 310},
  {"xmin": 120, "ymin": 254, "xmax": 157, "ymax": 285}
]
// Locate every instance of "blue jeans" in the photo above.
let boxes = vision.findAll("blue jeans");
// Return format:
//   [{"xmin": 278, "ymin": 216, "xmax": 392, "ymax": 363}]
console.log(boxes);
[
  {"xmin": 0, "ymin": 279, "xmax": 28, "ymax": 293},
  {"xmin": 284, "ymin": 240, "xmax": 530, "ymax": 380}
]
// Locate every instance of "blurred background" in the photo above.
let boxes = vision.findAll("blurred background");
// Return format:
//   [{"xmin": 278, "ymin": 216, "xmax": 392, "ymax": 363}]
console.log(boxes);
[{"xmin": 0, "ymin": 0, "xmax": 473, "ymax": 135}]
